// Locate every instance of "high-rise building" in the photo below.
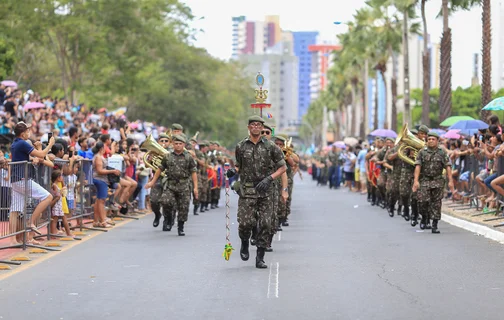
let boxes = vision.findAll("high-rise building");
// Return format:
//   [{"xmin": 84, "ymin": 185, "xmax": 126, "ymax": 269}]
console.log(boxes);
[
  {"xmin": 231, "ymin": 15, "xmax": 281, "ymax": 59},
  {"xmin": 238, "ymin": 41, "xmax": 298, "ymax": 130},
  {"xmin": 293, "ymin": 31, "xmax": 319, "ymax": 119},
  {"xmin": 308, "ymin": 43, "xmax": 342, "ymax": 101}
]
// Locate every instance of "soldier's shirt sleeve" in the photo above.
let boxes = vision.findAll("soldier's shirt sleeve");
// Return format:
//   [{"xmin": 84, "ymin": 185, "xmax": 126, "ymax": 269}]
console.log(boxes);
[
  {"xmin": 235, "ymin": 144, "xmax": 241, "ymax": 169},
  {"xmin": 443, "ymin": 150, "xmax": 452, "ymax": 167},
  {"xmin": 188, "ymin": 155, "xmax": 197, "ymax": 172},
  {"xmin": 414, "ymin": 150, "xmax": 423, "ymax": 166},
  {"xmin": 159, "ymin": 153, "xmax": 169, "ymax": 171},
  {"xmin": 271, "ymin": 144, "xmax": 286, "ymax": 169}
]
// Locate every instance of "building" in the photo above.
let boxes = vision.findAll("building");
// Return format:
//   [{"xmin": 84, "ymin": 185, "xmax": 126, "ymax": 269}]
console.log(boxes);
[
  {"xmin": 293, "ymin": 31, "xmax": 319, "ymax": 119},
  {"xmin": 308, "ymin": 43, "xmax": 342, "ymax": 101},
  {"xmin": 238, "ymin": 42, "xmax": 299, "ymax": 130},
  {"xmin": 492, "ymin": 0, "xmax": 504, "ymax": 89},
  {"xmin": 231, "ymin": 15, "xmax": 282, "ymax": 59}
]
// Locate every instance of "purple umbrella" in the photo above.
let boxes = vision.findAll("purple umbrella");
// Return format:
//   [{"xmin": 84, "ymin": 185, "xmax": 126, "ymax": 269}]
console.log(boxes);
[
  {"xmin": 370, "ymin": 129, "xmax": 397, "ymax": 138},
  {"xmin": 332, "ymin": 141, "xmax": 346, "ymax": 149},
  {"xmin": 1, "ymin": 80, "xmax": 17, "ymax": 88}
]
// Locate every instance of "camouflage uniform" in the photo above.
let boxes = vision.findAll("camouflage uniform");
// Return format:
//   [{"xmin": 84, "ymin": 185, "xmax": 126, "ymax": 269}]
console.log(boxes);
[
  {"xmin": 386, "ymin": 145, "xmax": 402, "ymax": 214},
  {"xmin": 195, "ymin": 148, "xmax": 207, "ymax": 205},
  {"xmin": 285, "ymin": 160, "xmax": 294, "ymax": 218},
  {"xmin": 399, "ymin": 150, "xmax": 415, "ymax": 218},
  {"xmin": 159, "ymin": 149, "xmax": 197, "ymax": 224},
  {"xmin": 415, "ymin": 146, "xmax": 450, "ymax": 222},
  {"xmin": 376, "ymin": 147, "xmax": 389, "ymax": 203},
  {"xmin": 235, "ymin": 136, "xmax": 285, "ymax": 249}
]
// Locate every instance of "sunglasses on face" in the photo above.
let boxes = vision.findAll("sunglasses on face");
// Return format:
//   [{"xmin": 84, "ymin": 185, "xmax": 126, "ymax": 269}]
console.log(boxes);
[
  {"xmin": 261, "ymin": 130, "xmax": 271, "ymax": 135},
  {"xmin": 159, "ymin": 139, "xmax": 169, "ymax": 143},
  {"xmin": 130, "ymin": 148, "xmax": 138, "ymax": 151}
]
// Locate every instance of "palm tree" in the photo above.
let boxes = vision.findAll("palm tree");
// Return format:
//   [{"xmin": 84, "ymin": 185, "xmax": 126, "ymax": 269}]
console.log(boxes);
[
  {"xmin": 421, "ymin": 0, "xmax": 430, "ymax": 125},
  {"xmin": 481, "ymin": 0, "xmax": 492, "ymax": 120}
]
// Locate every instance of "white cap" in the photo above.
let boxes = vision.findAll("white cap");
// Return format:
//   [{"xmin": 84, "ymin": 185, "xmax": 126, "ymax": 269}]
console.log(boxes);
[{"xmin": 27, "ymin": 89, "xmax": 34, "ymax": 95}]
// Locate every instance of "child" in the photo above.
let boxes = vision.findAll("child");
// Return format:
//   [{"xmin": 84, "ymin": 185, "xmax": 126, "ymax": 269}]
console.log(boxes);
[
  {"xmin": 65, "ymin": 164, "xmax": 78, "ymax": 222},
  {"xmin": 50, "ymin": 170, "xmax": 73, "ymax": 238}
]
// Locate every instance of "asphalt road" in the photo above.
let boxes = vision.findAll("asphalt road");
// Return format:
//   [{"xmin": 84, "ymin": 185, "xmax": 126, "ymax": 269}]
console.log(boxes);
[{"xmin": 2, "ymin": 177, "xmax": 504, "ymax": 320}]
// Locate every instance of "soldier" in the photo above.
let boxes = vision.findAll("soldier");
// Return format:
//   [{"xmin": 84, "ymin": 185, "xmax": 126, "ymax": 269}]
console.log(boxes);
[
  {"xmin": 190, "ymin": 138, "xmax": 207, "ymax": 215},
  {"xmin": 386, "ymin": 139, "xmax": 404, "ymax": 218},
  {"xmin": 328, "ymin": 145, "xmax": 340, "ymax": 189},
  {"xmin": 367, "ymin": 138, "xmax": 383, "ymax": 206},
  {"xmin": 283, "ymin": 140, "xmax": 299, "ymax": 226},
  {"xmin": 150, "ymin": 133, "xmax": 172, "ymax": 229},
  {"xmin": 225, "ymin": 115, "xmax": 286, "ymax": 269},
  {"xmin": 374, "ymin": 138, "xmax": 394, "ymax": 208},
  {"xmin": 145, "ymin": 134, "xmax": 198, "ymax": 236},
  {"xmin": 171, "ymin": 123, "xmax": 183, "ymax": 136},
  {"xmin": 274, "ymin": 136, "xmax": 290, "ymax": 231},
  {"xmin": 413, "ymin": 132, "xmax": 454, "ymax": 233},
  {"xmin": 197, "ymin": 141, "xmax": 210, "ymax": 213}
]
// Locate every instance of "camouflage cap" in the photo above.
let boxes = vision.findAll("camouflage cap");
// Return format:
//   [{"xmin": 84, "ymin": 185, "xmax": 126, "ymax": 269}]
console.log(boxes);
[
  {"xmin": 215, "ymin": 142, "xmax": 220, "ymax": 146},
  {"xmin": 159, "ymin": 133, "xmax": 169, "ymax": 139},
  {"xmin": 410, "ymin": 128, "xmax": 418, "ymax": 135},
  {"xmin": 274, "ymin": 136, "xmax": 286, "ymax": 142},
  {"xmin": 199, "ymin": 141, "xmax": 208, "ymax": 147},
  {"xmin": 263, "ymin": 123, "xmax": 273, "ymax": 131},
  {"xmin": 427, "ymin": 131, "xmax": 440, "ymax": 139},
  {"xmin": 418, "ymin": 125, "xmax": 429, "ymax": 134},
  {"xmin": 386, "ymin": 137, "xmax": 395, "ymax": 142},
  {"xmin": 180, "ymin": 133, "xmax": 187, "ymax": 140},
  {"xmin": 172, "ymin": 134, "xmax": 186, "ymax": 143},
  {"xmin": 374, "ymin": 137, "xmax": 383, "ymax": 142},
  {"xmin": 172, "ymin": 123, "xmax": 183, "ymax": 130},
  {"xmin": 248, "ymin": 115, "xmax": 265, "ymax": 124}
]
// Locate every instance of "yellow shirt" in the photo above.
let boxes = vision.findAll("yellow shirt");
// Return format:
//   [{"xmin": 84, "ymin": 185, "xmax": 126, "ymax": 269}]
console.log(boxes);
[{"xmin": 57, "ymin": 181, "xmax": 69, "ymax": 214}]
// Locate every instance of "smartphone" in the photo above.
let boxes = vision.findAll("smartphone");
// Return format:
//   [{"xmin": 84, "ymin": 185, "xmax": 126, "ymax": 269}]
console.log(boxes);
[
  {"xmin": 479, "ymin": 136, "xmax": 483, "ymax": 141},
  {"xmin": 47, "ymin": 132, "xmax": 53, "ymax": 140},
  {"xmin": 69, "ymin": 151, "xmax": 73, "ymax": 157}
]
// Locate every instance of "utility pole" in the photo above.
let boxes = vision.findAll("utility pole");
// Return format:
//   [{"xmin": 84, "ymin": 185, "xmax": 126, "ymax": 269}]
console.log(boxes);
[{"xmin": 322, "ymin": 105, "xmax": 327, "ymax": 148}]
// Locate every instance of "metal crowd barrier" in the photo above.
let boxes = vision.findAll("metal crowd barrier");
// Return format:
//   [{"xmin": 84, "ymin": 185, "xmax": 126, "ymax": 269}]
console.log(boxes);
[
  {"xmin": 0, "ymin": 159, "xmax": 98, "ymax": 258},
  {"xmin": 107, "ymin": 155, "xmax": 139, "ymax": 220}
]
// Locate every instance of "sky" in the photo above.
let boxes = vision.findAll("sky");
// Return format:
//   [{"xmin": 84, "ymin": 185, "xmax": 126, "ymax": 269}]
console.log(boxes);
[{"xmin": 182, "ymin": 0, "xmax": 489, "ymax": 89}]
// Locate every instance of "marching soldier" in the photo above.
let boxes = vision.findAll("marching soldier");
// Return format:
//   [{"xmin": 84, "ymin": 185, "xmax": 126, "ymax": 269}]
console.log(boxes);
[
  {"xmin": 197, "ymin": 141, "xmax": 210, "ymax": 213},
  {"xmin": 145, "ymin": 134, "xmax": 198, "ymax": 236},
  {"xmin": 386, "ymin": 140, "xmax": 404, "ymax": 218},
  {"xmin": 374, "ymin": 138, "xmax": 394, "ymax": 208},
  {"xmin": 274, "ymin": 136, "xmax": 290, "ymax": 231},
  {"xmin": 225, "ymin": 115, "xmax": 286, "ymax": 269},
  {"xmin": 190, "ymin": 138, "xmax": 207, "ymax": 215},
  {"xmin": 413, "ymin": 132, "xmax": 455, "ymax": 233},
  {"xmin": 283, "ymin": 140, "xmax": 299, "ymax": 226},
  {"xmin": 367, "ymin": 138, "xmax": 383, "ymax": 206},
  {"xmin": 150, "ymin": 133, "xmax": 172, "ymax": 229}
]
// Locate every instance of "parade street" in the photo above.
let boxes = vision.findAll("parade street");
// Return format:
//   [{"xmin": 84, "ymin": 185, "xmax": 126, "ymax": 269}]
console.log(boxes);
[{"xmin": 2, "ymin": 178, "xmax": 504, "ymax": 320}]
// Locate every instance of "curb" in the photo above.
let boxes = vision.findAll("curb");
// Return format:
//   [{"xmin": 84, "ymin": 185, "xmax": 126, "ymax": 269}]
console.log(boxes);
[{"xmin": 441, "ymin": 213, "xmax": 504, "ymax": 244}]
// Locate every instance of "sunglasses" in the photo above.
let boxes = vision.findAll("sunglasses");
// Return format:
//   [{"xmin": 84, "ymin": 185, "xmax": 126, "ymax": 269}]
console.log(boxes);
[
  {"xmin": 159, "ymin": 139, "xmax": 169, "ymax": 143},
  {"xmin": 130, "ymin": 148, "xmax": 138, "ymax": 151},
  {"xmin": 261, "ymin": 131, "xmax": 271, "ymax": 135}
]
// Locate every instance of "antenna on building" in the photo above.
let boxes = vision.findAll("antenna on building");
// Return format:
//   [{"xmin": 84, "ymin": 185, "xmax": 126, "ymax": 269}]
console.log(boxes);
[{"xmin": 471, "ymin": 53, "xmax": 479, "ymax": 87}]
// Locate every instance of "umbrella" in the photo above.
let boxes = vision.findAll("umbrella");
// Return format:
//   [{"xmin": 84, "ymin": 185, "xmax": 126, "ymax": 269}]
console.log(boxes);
[
  {"xmin": 332, "ymin": 141, "xmax": 346, "ymax": 149},
  {"xmin": 1, "ymin": 80, "xmax": 17, "ymax": 88},
  {"xmin": 429, "ymin": 128, "xmax": 446, "ymax": 136},
  {"xmin": 459, "ymin": 128, "xmax": 481, "ymax": 136},
  {"xmin": 443, "ymin": 130, "xmax": 461, "ymax": 139},
  {"xmin": 343, "ymin": 137, "xmax": 358, "ymax": 146},
  {"xmin": 448, "ymin": 119, "xmax": 488, "ymax": 131},
  {"xmin": 482, "ymin": 97, "xmax": 504, "ymax": 111},
  {"xmin": 439, "ymin": 116, "xmax": 474, "ymax": 127},
  {"xmin": 112, "ymin": 107, "xmax": 127, "ymax": 117},
  {"xmin": 24, "ymin": 102, "xmax": 45, "ymax": 110},
  {"xmin": 370, "ymin": 129, "xmax": 397, "ymax": 138}
]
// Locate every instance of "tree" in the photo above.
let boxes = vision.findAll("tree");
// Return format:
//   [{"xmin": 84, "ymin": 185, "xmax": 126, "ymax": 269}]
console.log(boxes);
[
  {"xmin": 481, "ymin": 0, "xmax": 492, "ymax": 120},
  {"xmin": 0, "ymin": 37, "xmax": 15, "ymax": 80},
  {"xmin": 421, "ymin": 0, "xmax": 431, "ymax": 125}
]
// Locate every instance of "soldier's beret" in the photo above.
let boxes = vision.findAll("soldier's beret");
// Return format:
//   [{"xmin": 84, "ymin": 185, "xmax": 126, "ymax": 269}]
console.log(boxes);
[
  {"xmin": 428, "ymin": 132, "xmax": 440, "ymax": 139},
  {"xmin": 410, "ymin": 128, "xmax": 418, "ymax": 135},
  {"xmin": 418, "ymin": 125, "xmax": 429, "ymax": 134},
  {"xmin": 172, "ymin": 134, "xmax": 186, "ymax": 143},
  {"xmin": 180, "ymin": 133, "xmax": 187, "ymax": 140},
  {"xmin": 202, "ymin": 140, "xmax": 210, "ymax": 146},
  {"xmin": 199, "ymin": 141, "xmax": 207, "ymax": 146},
  {"xmin": 214, "ymin": 141, "xmax": 220, "ymax": 147},
  {"xmin": 277, "ymin": 133, "xmax": 288, "ymax": 139},
  {"xmin": 274, "ymin": 136, "xmax": 286, "ymax": 142},
  {"xmin": 248, "ymin": 115, "xmax": 265, "ymax": 124},
  {"xmin": 172, "ymin": 123, "xmax": 183, "ymax": 130},
  {"xmin": 263, "ymin": 123, "xmax": 273, "ymax": 131},
  {"xmin": 375, "ymin": 137, "xmax": 383, "ymax": 142},
  {"xmin": 386, "ymin": 137, "xmax": 395, "ymax": 142},
  {"xmin": 159, "ymin": 134, "xmax": 169, "ymax": 139}
]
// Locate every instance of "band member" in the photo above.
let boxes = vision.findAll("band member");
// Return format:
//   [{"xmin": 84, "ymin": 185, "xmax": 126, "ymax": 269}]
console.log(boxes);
[
  {"xmin": 413, "ymin": 132, "xmax": 455, "ymax": 233},
  {"xmin": 150, "ymin": 133, "xmax": 172, "ymax": 229},
  {"xmin": 225, "ymin": 116, "xmax": 286, "ymax": 269},
  {"xmin": 145, "ymin": 134, "xmax": 198, "ymax": 236}
]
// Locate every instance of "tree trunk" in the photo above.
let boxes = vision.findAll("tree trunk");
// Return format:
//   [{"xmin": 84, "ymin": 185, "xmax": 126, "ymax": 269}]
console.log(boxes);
[
  {"xmin": 351, "ymin": 81, "xmax": 357, "ymax": 136},
  {"xmin": 360, "ymin": 80, "xmax": 366, "ymax": 138},
  {"xmin": 481, "ymin": 0, "xmax": 492, "ymax": 121},
  {"xmin": 421, "ymin": 0, "xmax": 431, "ymax": 126},
  {"xmin": 381, "ymin": 70, "xmax": 388, "ymax": 129},
  {"xmin": 364, "ymin": 59, "xmax": 369, "ymax": 135},
  {"xmin": 439, "ymin": 0, "xmax": 452, "ymax": 122},
  {"xmin": 374, "ymin": 78, "xmax": 379, "ymax": 130},
  {"xmin": 403, "ymin": 9, "xmax": 411, "ymax": 126},
  {"xmin": 391, "ymin": 51, "xmax": 398, "ymax": 132}
]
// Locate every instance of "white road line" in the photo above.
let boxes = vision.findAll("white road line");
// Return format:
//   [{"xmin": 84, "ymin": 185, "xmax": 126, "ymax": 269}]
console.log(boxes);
[
  {"xmin": 274, "ymin": 262, "xmax": 280, "ymax": 298},
  {"xmin": 267, "ymin": 262, "xmax": 273, "ymax": 298},
  {"xmin": 277, "ymin": 231, "xmax": 281, "ymax": 241}
]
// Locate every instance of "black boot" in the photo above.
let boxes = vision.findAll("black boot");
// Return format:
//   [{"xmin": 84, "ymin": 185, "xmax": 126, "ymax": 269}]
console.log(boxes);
[
  {"xmin": 210, "ymin": 200, "xmax": 216, "ymax": 209},
  {"xmin": 431, "ymin": 219, "xmax": 440, "ymax": 234},
  {"xmin": 162, "ymin": 218, "xmax": 171, "ymax": 231},
  {"xmin": 205, "ymin": 202, "xmax": 210, "ymax": 211},
  {"xmin": 265, "ymin": 234, "xmax": 274, "ymax": 252},
  {"xmin": 200, "ymin": 204, "xmax": 205, "ymax": 213},
  {"xmin": 371, "ymin": 192, "xmax": 377, "ymax": 206},
  {"xmin": 276, "ymin": 219, "xmax": 283, "ymax": 231},
  {"xmin": 256, "ymin": 248, "xmax": 267, "ymax": 269},
  {"xmin": 281, "ymin": 218, "xmax": 289, "ymax": 227},
  {"xmin": 419, "ymin": 216, "xmax": 426, "ymax": 230},
  {"xmin": 250, "ymin": 227, "xmax": 258, "ymax": 246},
  {"xmin": 388, "ymin": 203, "xmax": 394, "ymax": 217},
  {"xmin": 403, "ymin": 206, "xmax": 410, "ymax": 222},
  {"xmin": 193, "ymin": 204, "xmax": 199, "ymax": 215},
  {"xmin": 397, "ymin": 205, "xmax": 403, "ymax": 217},
  {"xmin": 215, "ymin": 201, "xmax": 219, "ymax": 208},
  {"xmin": 426, "ymin": 219, "xmax": 432, "ymax": 229},
  {"xmin": 178, "ymin": 221, "xmax": 185, "ymax": 236},
  {"xmin": 153, "ymin": 213, "xmax": 161, "ymax": 227},
  {"xmin": 240, "ymin": 239, "xmax": 249, "ymax": 261}
]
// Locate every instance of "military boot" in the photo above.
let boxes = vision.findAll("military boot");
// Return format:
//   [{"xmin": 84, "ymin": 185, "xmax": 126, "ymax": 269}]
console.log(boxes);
[
  {"xmin": 210, "ymin": 201, "xmax": 216, "ymax": 209},
  {"xmin": 265, "ymin": 235, "xmax": 274, "ymax": 252},
  {"xmin": 256, "ymin": 248, "xmax": 267, "ymax": 269},
  {"xmin": 200, "ymin": 204, "xmax": 205, "ymax": 213},
  {"xmin": 281, "ymin": 218, "xmax": 289, "ymax": 227},
  {"xmin": 419, "ymin": 216, "xmax": 426, "ymax": 230},
  {"xmin": 431, "ymin": 219, "xmax": 440, "ymax": 234},
  {"xmin": 388, "ymin": 204, "xmax": 394, "ymax": 217},
  {"xmin": 153, "ymin": 213, "xmax": 161, "ymax": 228},
  {"xmin": 403, "ymin": 206, "xmax": 410, "ymax": 221},
  {"xmin": 215, "ymin": 201, "xmax": 219, "ymax": 208},
  {"xmin": 371, "ymin": 192, "xmax": 377, "ymax": 206},
  {"xmin": 240, "ymin": 239, "xmax": 249, "ymax": 261},
  {"xmin": 162, "ymin": 217, "xmax": 171, "ymax": 231},
  {"xmin": 426, "ymin": 220, "xmax": 432, "ymax": 229},
  {"xmin": 276, "ymin": 219, "xmax": 283, "ymax": 231},
  {"xmin": 177, "ymin": 221, "xmax": 185, "ymax": 236},
  {"xmin": 193, "ymin": 204, "xmax": 199, "ymax": 215},
  {"xmin": 250, "ymin": 227, "xmax": 258, "ymax": 246},
  {"xmin": 397, "ymin": 205, "xmax": 403, "ymax": 217}
]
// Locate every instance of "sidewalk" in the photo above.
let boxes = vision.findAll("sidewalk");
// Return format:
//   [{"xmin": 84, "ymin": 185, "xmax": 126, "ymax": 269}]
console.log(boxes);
[{"xmin": 442, "ymin": 202, "xmax": 504, "ymax": 244}]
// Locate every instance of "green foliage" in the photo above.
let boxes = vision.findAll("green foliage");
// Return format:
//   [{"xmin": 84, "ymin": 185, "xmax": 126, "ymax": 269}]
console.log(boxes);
[{"xmin": 0, "ymin": 0, "xmax": 251, "ymax": 147}]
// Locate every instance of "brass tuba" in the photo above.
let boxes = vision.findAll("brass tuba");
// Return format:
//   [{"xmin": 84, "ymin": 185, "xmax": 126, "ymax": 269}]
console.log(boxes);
[
  {"xmin": 283, "ymin": 137, "xmax": 294, "ymax": 158},
  {"xmin": 395, "ymin": 123, "xmax": 425, "ymax": 166},
  {"xmin": 140, "ymin": 134, "xmax": 169, "ymax": 175},
  {"xmin": 191, "ymin": 131, "xmax": 199, "ymax": 142}
]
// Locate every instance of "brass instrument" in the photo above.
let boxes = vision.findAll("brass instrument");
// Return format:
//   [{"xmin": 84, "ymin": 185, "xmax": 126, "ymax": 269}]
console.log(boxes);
[
  {"xmin": 395, "ymin": 124, "xmax": 425, "ymax": 166},
  {"xmin": 191, "ymin": 131, "xmax": 199, "ymax": 142},
  {"xmin": 140, "ymin": 134, "xmax": 169, "ymax": 175},
  {"xmin": 282, "ymin": 137, "xmax": 294, "ymax": 158},
  {"xmin": 165, "ymin": 129, "xmax": 173, "ymax": 142}
]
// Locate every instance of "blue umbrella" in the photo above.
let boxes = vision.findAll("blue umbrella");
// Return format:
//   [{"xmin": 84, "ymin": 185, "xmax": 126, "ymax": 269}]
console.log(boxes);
[
  {"xmin": 429, "ymin": 128, "xmax": 446, "ymax": 136},
  {"xmin": 448, "ymin": 119, "xmax": 488, "ymax": 131},
  {"xmin": 482, "ymin": 97, "xmax": 504, "ymax": 111},
  {"xmin": 459, "ymin": 128, "xmax": 480, "ymax": 136}
]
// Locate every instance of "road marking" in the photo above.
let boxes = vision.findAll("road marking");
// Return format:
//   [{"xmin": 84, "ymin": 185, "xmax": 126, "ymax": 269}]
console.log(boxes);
[
  {"xmin": 277, "ymin": 231, "xmax": 281, "ymax": 241},
  {"xmin": 266, "ymin": 262, "xmax": 280, "ymax": 298}
]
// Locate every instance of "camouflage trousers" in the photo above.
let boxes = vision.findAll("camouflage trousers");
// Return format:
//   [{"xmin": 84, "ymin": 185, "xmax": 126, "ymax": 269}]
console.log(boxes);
[
  {"xmin": 417, "ymin": 186, "xmax": 443, "ymax": 220},
  {"xmin": 270, "ymin": 182, "xmax": 279, "ymax": 236},
  {"xmin": 206, "ymin": 178, "xmax": 212, "ymax": 203},
  {"xmin": 194, "ymin": 173, "xmax": 208, "ymax": 205},
  {"xmin": 161, "ymin": 187, "xmax": 191, "ymax": 222},
  {"xmin": 211, "ymin": 187, "xmax": 221, "ymax": 201},
  {"xmin": 237, "ymin": 196, "xmax": 274, "ymax": 249},
  {"xmin": 387, "ymin": 174, "xmax": 401, "ymax": 207},
  {"xmin": 399, "ymin": 171, "xmax": 414, "ymax": 207},
  {"xmin": 150, "ymin": 182, "xmax": 170, "ymax": 218},
  {"xmin": 286, "ymin": 178, "xmax": 293, "ymax": 217},
  {"xmin": 377, "ymin": 172, "xmax": 387, "ymax": 201},
  {"xmin": 276, "ymin": 181, "xmax": 286, "ymax": 220}
]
